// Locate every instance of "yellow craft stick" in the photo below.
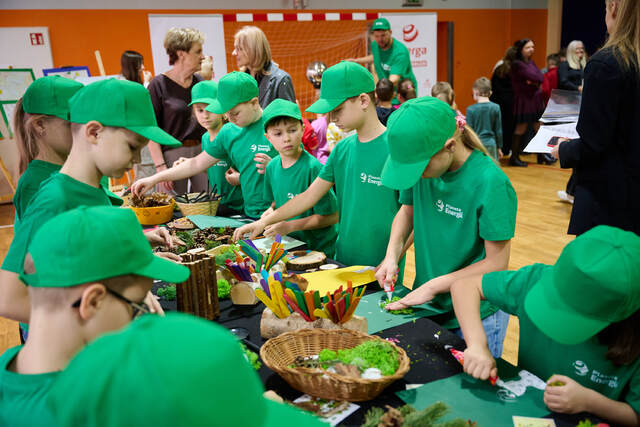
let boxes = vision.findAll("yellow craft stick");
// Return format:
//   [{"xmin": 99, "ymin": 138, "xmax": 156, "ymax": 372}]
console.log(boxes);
[
  {"xmin": 255, "ymin": 289, "xmax": 283, "ymax": 317},
  {"xmin": 276, "ymin": 282, "xmax": 290, "ymax": 317},
  {"xmin": 267, "ymin": 281, "xmax": 281, "ymax": 317},
  {"xmin": 314, "ymin": 308, "xmax": 330, "ymax": 319}
]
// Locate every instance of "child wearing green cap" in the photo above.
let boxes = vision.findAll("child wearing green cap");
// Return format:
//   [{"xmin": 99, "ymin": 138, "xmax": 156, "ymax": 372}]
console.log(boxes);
[
  {"xmin": 0, "ymin": 78, "xmax": 182, "ymax": 323},
  {"xmin": 260, "ymin": 99, "xmax": 338, "ymax": 256},
  {"xmin": 233, "ymin": 62, "xmax": 404, "ymax": 274},
  {"xmin": 0, "ymin": 206, "xmax": 190, "ymax": 427},
  {"xmin": 450, "ymin": 226, "xmax": 640, "ymax": 425},
  {"xmin": 47, "ymin": 313, "xmax": 324, "ymax": 427},
  {"xmin": 377, "ymin": 97, "xmax": 517, "ymax": 358},
  {"xmin": 132, "ymin": 71, "xmax": 278, "ymax": 219},
  {"xmin": 188, "ymin": 80, "xmax": 243, "ymax": 215}
]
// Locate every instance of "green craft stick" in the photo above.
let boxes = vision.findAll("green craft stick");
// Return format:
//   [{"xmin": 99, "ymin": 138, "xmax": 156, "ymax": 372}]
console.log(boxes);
[
  {"xmin": 294, "ymin": 290, "xmax": 309, "ymax": 316},
  {"xmin": 313, "ymin": 291, "xmax": 321, "ymax": 309}
]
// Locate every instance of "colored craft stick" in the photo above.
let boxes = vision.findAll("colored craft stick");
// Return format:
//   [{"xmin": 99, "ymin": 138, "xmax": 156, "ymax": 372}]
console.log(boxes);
[
  {"xmin": 304, "ymin": 292, "xmax": 316, "ymax": 321},
  {"xmin": 293, "ymin": 290, "xmax": 309, "ymax": 316},
  {"xmin": 314, "ymin": 308, "xmax": 330, "ymax": 319},
  {"xmin": 283, "ymin": 292, "xmax": 311, "ymax": 321},
  {"xmin": 313, "ymin": 291, "xmax": 321, "ymax": 308},
  {"xmin": 275, "ymin": 234, "xmax": 282, "ymax": 243},
  {"xmin": 255, "ymin": 289, "xmax": 283, "ymax": 318}
]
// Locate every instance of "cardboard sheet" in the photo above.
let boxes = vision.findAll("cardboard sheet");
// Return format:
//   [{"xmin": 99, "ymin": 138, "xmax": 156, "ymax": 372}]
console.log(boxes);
[{"xmin": 187, "ymin": 215, "xmax": 247, "ymax": 229}]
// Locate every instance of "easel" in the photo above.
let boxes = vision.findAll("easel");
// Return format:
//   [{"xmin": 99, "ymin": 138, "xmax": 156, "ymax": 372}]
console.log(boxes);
[{"xmin": 0, "ymin": 156, "xmax": 16, "ymax": 203}]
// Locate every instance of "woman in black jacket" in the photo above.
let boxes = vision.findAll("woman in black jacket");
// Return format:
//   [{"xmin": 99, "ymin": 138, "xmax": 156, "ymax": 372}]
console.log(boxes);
[
  {"xmin": 554, "ymin": 0, "xmax": 640, "ymax": 236},
  {"xmin": 557, "ymin": 40, "xmax": 586, "ymax": 92}
]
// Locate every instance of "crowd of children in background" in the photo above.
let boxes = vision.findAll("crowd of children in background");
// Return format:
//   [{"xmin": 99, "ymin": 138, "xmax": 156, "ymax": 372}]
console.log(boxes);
[{"xmin": 1, "ymin": 3, "xmax": 640, "ymax": 424}]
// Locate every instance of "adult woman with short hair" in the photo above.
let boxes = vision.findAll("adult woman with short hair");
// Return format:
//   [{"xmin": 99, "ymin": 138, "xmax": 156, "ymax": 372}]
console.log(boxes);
[
  {"xmin": 233, "ymin": 26, "xmax": 296, "ymax": 108},
  {"xmin": 146, "ymin": 27, "xmax": 208, "ymax": 194}
]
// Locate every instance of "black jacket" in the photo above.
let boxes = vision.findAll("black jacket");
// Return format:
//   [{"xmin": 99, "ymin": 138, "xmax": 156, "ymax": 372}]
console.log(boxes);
[
  {"xmin": 254, "ymin": 62, "xmax": 296, "ymax": 109},
  {"xmin": 557, "ymin": 61, "xmax": 584, "ymax": 91},
  {"xmin": 559, "ymin": 48, "xmax": 640, "ymax": 235}
]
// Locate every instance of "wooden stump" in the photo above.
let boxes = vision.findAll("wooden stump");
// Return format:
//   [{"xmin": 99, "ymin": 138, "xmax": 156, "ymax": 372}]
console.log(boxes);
[
  {"xmin": 176, "ymin": 253, "xmax": 219, "ymax": 319},
  {"xmin": 285, "ymin": 251, "xmax": 327, "ymax": 271},
  {"xmin": 260, "ymin": 308, "xmax": 368, "ymax": 339}
]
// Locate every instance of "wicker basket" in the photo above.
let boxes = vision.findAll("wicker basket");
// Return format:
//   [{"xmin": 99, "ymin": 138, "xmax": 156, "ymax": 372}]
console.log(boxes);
[
  {"xmin": 260, "ymin": 328, "xmax": 410, "ymax": 401},
  {"xmin": 175, "ymin": 192, "xmax": 219, "ymax": 216},
  {"xmin": 129, "ymin": 200, "xmax": 175, "ymax": 225}
]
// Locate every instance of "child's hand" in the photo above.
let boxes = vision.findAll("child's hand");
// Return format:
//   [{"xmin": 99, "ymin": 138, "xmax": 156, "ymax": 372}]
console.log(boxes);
[
  {"xmin": 172, "ymin": 157, "xmax": 189, "ymax": 167},
  {"xmin": 144, "ymin": 291, "xmax": 165, "ymax": 316},
  {"xmin": 155, "ymin": 252, "xmax": 183, "ymax": 262},
  {"xmin": 463, "ymin": 344, "xmax": 497, "ymax": 380},
  {"xmin": 254, "ymin": 153, "xmax": 272, "ymax": 175},
  {"xmin": 264, "ymin": 221, "xmax": 291, "ymax": 238},
  {"xmin": 498, "ymin": 148, "xmax": 504, "ymax": 158},
  {"xmin": 131, "ymin": 177, "xmax": 158, "ymax": 197},
  {"xmin": 225, "ymin": 168, "xmax": 240, "ymax": 186},
  {"xmin": 375, "ymin": 257, "xmax": 399, "ymax": 289},
  {"xmin": 145, "ymin": 227, "xmax": 176, "ymax": 248},
  {"xmin": 233, "ymin": 220, "xmax": 266, "ymax": 241},
  {"xmin": 384, "ymin": 282, "xmax": 437, "ymax": 310},
  {"xmin": 544, "ymin": 375, "xmax": 591, "ymax": 414},
  {"xmin": 261, "ymin": 207, "xmax": 274, "ymax": 219}
]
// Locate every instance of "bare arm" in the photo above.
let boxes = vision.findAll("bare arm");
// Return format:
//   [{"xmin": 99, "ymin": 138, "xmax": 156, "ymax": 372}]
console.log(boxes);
[
  {"xmin": 233, "ymin": 177, "xmax": 334, "ymax": 240},
  {"xmin": 580, "ymin": 390, "xmax": 639, "ymax": 426},
  {"xmin": 375, "ymin": 205, "xmax": 414, "ymax": 286},
  {"xmin": 389, "ymin": 74, "xmax": 401, "ymax": 85},
  {"xmin": 147, "ymin": 141, "xmax": 166, "ymax": 169},
  {"xmin": 0, "ymin": 270, "xmax": 30, "ymax": 323},
  {"xmin": 285, "ymin": 212, "xmax": 338, "ymax": 233}
]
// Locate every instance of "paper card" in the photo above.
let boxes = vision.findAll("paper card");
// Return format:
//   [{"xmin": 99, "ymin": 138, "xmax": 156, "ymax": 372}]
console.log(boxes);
[
  {"xmin": 251, "ymin": 235, "xmax": 305, "ymax": 252},
  {"xmin": 292, "ymin": 394, "xmax": 359, "ymax": 426},
  {"xmin": 301, "ymin": 266, "xmax": 376, "ymax": 294},
  {"xmin": 397, "ymin": 359, "xmax": 549, "ymax": 427},
  {"xmin": 513, "ymin": 416, "xmax": 556, "ymax": 427},
  {"xmin": 523, "ymin": 123, "xmax": 579, "ymax": 154},
  {"xmin": 354, "ymin": 288, "xmax": 449, "ymax": 334},
  {"xmin": 187, "ymin": 215, "xmax": 248, "ymax": 229}
]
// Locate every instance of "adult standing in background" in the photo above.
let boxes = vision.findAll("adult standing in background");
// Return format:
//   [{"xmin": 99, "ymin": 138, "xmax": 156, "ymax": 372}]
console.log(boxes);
[
  {"xmin": 490, "ymin": 46, "xmax": 516, "ymax": 158},
  {"xmin": 146, "ymin": 27, "xmax": 208, "ymax": 194},
  {"xmin": 347, "ymin": 18, "xmax": 417, "ymax": 95},
  {"xmin": 554, "ymin": 0, "xmax": 640, "ymax": 236},
  {"xmin": 510, "ymin": 38, "xmax": 550, "ymax": 167},
  {"xmin": 233, "ymin": 26, "xmax": 296, "ymax": 108},
  {"xmin": 557, "ymin": 40, "xmax": 587, "ymax": 92}
]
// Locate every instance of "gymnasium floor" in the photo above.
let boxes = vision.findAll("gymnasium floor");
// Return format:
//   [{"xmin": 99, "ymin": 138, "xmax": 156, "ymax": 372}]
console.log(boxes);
[{"xmin": 0, "ymin": 153, "xmax": 575, "ymax": 363}]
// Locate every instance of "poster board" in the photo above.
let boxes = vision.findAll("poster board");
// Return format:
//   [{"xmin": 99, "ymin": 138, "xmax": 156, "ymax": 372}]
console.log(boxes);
[
  {"xmin": 0, "ymin": 102, "xmax": 18, "ymax": 139},
  {"xmin": 148, "ymin": 14, "xmax": 227, "ymax": 81},
  {"xmin": 381, "ymin": 13, "xmax": 437, "ymax": 97},
  {"xmin": 0, "ymin": 27, "xmax": 53, "ymax": 79},
  {"xmin": 0, "ymin": 68, "xmax": 36, "ymax": 102},
  {"xmin": 43, "ymin": 66, "xmax": 91, "ymax": 80}
]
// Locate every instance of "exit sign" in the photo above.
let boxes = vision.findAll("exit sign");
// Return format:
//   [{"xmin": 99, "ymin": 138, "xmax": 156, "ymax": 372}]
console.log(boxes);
[{"xmin": 30, "ymin": 33, "xmax": 44, "ymax": 45}]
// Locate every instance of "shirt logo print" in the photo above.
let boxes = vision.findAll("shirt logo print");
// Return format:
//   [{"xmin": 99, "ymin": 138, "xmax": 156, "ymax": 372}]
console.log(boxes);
[
  {"xmin": 435, "ymin": 199, "xmax": 463, "ymax": 219},
  {"xmin": 436, "ymin": 200, "xmax": 445, "ymax": 212},
  {"xmin": 359, "ymin": 172, "xmax": 382, "ymax": 186},
  {"xmin": 250, "ymin": 144, "xmax": 257, "ymax": 152},
  {"xmin": 360, "ymin": 173, "xmax": 367, "ymax": 183},
  {"xmin": 573, "ymin": 360, "xmax": 589, "ymax": 376}
]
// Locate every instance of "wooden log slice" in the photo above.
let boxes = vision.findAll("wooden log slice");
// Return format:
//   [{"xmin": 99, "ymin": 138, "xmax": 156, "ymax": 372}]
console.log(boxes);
[{"xmin": 285, "ymin": 251, "xmax": 326, "ymax": 271}]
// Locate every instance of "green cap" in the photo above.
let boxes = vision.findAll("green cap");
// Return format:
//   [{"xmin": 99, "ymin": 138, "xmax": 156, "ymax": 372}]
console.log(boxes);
[
  {"xmin": 261, "ymin": 99, "xmax": 302, "ymax": 131},
  {"xmin": 22, "ymin": 76, "xmax": 83, "ymax": 121},
  {"xmin": 371, "ymin": 17, "xmax": 391, "ymax": 31},
  {"xmin": 524, "ymin": 225, "xmax": 640, "ymax": 345},
  {"xmin": 381, "ymin": 97, "xmax": 457, "ymax": 190},
  {"xmin": 306, "ymin": 61, "xmax": 374, "ymax": 114},
  {"xmin": 20, "ymin": 206, "xmax": 189, "ymax": 287},
  {"xmin": 188, "ymin": 80, "xmax": 218, "ymax": 106},
  {"xmin": 205, "ymin": 71, "xmax": 258, "ymax": 114},
  {"xmin": 69, "ymin": 79, "xmax": 181, "ymax": 147},
  {"xmin": 48, "ymin": 313, "xmax": 325, "ymax": 427}
]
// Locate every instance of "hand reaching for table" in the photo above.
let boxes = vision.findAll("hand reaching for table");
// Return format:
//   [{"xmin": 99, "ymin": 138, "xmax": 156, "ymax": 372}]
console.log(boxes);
[
  {"xmin": 544, "ymin": 375, "xmax": 591, "ymax": 414},
  {"xmin": 233, "ymin": 220, "xmax": 266, "ymax": 241}
]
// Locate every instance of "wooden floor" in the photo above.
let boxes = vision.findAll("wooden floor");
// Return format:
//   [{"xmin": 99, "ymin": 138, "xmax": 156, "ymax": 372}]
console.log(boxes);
[{"xmin": 0, "ymin": 153, "xmax": 574, "ymax": 363}]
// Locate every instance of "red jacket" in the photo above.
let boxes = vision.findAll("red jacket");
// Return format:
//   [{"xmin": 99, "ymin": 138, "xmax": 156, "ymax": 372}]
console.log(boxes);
[{"xmin": 542, "ymin": 67, "xmax": 558, "ymax": 104}]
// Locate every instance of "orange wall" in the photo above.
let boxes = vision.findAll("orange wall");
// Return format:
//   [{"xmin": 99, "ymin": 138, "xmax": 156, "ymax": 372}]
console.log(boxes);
[{"xmin": 0, "ymin": 8, "xmax": 547, "ymax": 113}]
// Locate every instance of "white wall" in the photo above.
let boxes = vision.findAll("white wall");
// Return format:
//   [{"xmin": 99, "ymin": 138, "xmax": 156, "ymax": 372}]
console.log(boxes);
[{"xmin": 1, "ymin": 0, "xmax": 547, "ymax": 10}]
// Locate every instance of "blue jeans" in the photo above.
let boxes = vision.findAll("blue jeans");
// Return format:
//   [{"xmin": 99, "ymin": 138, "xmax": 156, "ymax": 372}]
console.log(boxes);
[{"xmin": 453, "ymin": 309, "xmax": 510, "ymax": 358}]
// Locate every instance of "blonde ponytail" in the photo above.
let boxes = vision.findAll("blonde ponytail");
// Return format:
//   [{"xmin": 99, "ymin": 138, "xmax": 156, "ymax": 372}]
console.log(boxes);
[{"xmin": 454, "ymin": 125, "xmax": 491, "ymax": 158}]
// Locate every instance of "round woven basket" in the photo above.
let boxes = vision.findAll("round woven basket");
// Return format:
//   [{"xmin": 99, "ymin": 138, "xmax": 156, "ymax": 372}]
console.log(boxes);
[
  {"xmin": 175, "ymin": 192, "xmax": 219, "ymax": 216},
  {"xmin": 260, "ymin": 328, "xmax": 410, "ymax": 401},
  {"xmin": 129, "ymin": 200, "xmax": 175, "ymax": 226}
]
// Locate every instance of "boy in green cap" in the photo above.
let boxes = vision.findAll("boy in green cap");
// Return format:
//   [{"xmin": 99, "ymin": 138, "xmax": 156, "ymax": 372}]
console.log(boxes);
[
  {"xmin": 0, "ymin": 206, "xmax": 190, "ymax": 427},
  {"xmin": 234, "ymin": 62, "xmax": 404, "ymax": 275},
  {"xmin": 188, "ymin": 80, "xmax": 243, "ymax": 215},
  {"xmin": 132, "ymin": 71, "xmax": 278, "ymax": 219},
  {"xmin": 48, "ymin": 313, "xmax": 324, "ymax": 427},
  {"xmin": 377, "ymin": 97, "xmax": 517, "ymax": 357},
  {"xmin": 260, "ymin": 99, "xmax": 338, "ymax": 257},
  {"xmin": 451, "ymin": 225, "xmax": 640, "ymax": 425},
  {"xmin": 0, "ymin": 78, "xmax": 182, "ymax": 323}
]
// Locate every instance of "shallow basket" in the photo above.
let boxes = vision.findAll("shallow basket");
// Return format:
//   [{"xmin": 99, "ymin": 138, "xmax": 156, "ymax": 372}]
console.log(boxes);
[
  {"xmin": 130, "ymin": 200, "xmax": 175, "ymax": 225},
  {"xmin": 260, "ymin": 328, "xmax": 410, "ymax": 402},
  {"xmin": 175, "ymin": 192, "xmax": 219, "ymax": 216}
]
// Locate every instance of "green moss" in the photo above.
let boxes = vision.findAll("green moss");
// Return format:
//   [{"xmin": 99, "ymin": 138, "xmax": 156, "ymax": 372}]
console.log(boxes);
[
  {"xmin": 217, "ymin": 279, "xmax": 231, "ymax": 299},
  {"xmin": 241, "ymin": 343, "xmax": 261, "ymax": 370},
  {"xmin": 380, "ymin": 297, "xmax": 415, "ymax": 315},
  {"xmin": 318, "ymin": 340, "xmax": 399, "ymax": 376},
  {"xmin": 157, "ymin": 285, "xmax": 176, "ymax": 300}
]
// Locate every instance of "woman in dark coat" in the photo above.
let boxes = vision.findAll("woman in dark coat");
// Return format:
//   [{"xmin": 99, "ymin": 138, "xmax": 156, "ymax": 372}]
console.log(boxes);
[
  {"xmin": 490, "ymin": 46, "xmax": 517, "ymax": 157},
  {"xmin": 554, "ymin": 0, "xmax": 640, "ymax": 236}
]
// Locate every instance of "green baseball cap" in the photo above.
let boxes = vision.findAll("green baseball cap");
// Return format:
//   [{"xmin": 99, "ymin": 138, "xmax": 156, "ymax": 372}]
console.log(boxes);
[
  {"xmin": 306, "ymin": 61, "xmax": 375, "ymax": 114},
  {"xmin": 205, "ymin": 71, "xmax": 258, "ymax": 114},
  {"xmin": 22, "ymin": 76, "xmax": 83, "ymax": 121},
  {"xmin": 524, "ymin": 225, "xmax": 640, "ymax": 346},
  {"xmin": 188, "ymin": 80, "xmax": 218, "ymax": 106},
  {"xmin": 20, "ymin": 206, "xmax": 189, "ymax": 287},
  {"xmin": 261, "ymin": 99, "xmax": 302, "ymax": 131},
  {"xmin": 371, "ymin": 17, "xmax": 391, "ymax": 31},
  {"xmin": 381, "ymin": 97, "xmax": 457, "ymax": 190},
  {"xmin": 69, "ymin": 78, "xmax": 181, "ymax": 147},
  {"xmin": 48, "ymin": 313, "xmax": 325, "ymax": 427}
]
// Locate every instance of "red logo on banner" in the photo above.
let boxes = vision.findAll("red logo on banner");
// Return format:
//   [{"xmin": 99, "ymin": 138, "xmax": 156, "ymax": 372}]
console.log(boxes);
[
  {"xmin": 403, "ymin": 24, "xmax": 418, "ymax": 42},
  {"xmin": 30, "ymin": 33, "xmax": 44, "ymax": 45}
]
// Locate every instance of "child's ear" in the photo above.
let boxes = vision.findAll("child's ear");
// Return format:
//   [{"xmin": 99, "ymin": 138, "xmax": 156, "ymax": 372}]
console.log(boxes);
[
  {"xmin": 84, "ymin": 121, "xmax": 104, "ymax": 144},
  {"xmin": 77, "ymin": 283, "xmax": 107, "ymax": 321},
  {"xmin": 251, "ymin": 98, "xmax": 260, "ymax": 108},
  {"xmin": 360, "ymin": 93, "xmax": 372, "ymax": 109},
  {"xmin": 444, "ymin": 138, "xmax": 456, "ymax": 152}
]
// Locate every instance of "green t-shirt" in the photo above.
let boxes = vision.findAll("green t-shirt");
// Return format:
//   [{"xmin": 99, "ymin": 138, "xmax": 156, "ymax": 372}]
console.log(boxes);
[
  {"xmin": 399, "ymin": 150, "xmax": 517, "ymax": 328},
  {"xmin": 465, "ymin": 102, "xmax": 503, "ymax": 148},
  {"xmin": 483, "ymin": 264, "xmax": 640, "ymax": 415},
  {"xmin": 201, "ymin": 131, "xmax": 244, "ymax": 212},
  {"xmin": 318, "ymin": 132, "xmax": 403, "ymax": 276},
  {"xmin": 264, "ymin": 150, "xmax": 338, "ymax": 257},
  {"xmin": 372, "ymin": 38, "xmax": 418, "ymax": 93},
  {"xmin": 203, "ymin": 120, "xmax": 278, "ymax": 218},
  {"xmin": 0, "ymin": 345, "xmax": 58, "ymax": 427},
  {"xmin": 13, "ymin": 160, "xmax": 61, "ymax": 225},
  {"xmin": 2, "ymin": 172, "xmax": 114, "ymax": 274}
]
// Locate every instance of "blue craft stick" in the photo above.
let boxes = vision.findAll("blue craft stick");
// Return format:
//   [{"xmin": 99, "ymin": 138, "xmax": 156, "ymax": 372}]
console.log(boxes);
[
  {"xmin": 261, "ymin": 269, "xmax": 269, "ymax": 282},
  {"xmin": 275, "ymin": 234, "xmax": 282, "ymax": 243},
  {"xmin": 244, "ymin": 238, "xmax": 260, "ymax": 251},
  {"xmin": 260, "ymin": 278, "xmax": 270, "ymax": 297},
  {"xmin": 274, "ymin": 271, "xmax": 283, "ymax": 283}
]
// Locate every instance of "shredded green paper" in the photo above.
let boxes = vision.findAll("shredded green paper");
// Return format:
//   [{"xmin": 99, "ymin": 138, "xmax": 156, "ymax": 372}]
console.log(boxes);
[{"xmin": 318, "ymin": 340, "xmax": 399, "ymax": 376}]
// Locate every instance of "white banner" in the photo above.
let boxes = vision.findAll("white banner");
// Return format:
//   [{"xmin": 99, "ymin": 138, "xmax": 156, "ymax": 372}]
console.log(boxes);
[
  {"xmin": 381, "ymin": 13, "xmax": 437, "ymax": 97},
  {"xmin": 148, "ymin": 14, "xmax": 227, "ymax": 81}
]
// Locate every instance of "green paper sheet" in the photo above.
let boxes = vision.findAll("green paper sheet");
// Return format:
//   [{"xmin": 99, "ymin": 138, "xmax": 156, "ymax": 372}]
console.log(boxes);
[
  {"xmin": 354, "ymin": 288, "xmax": 449, "ymax": 334},
  {"xmin": 187, "ymin": 215, "xmax": 248, "ymax": 229},
  {"xmin": 397, "ymin": 359, "xmax": 549, "ymax": 427},
  {"xmin": 251, "ymin": 235, "xmax": 305, "ymax": 252}
]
